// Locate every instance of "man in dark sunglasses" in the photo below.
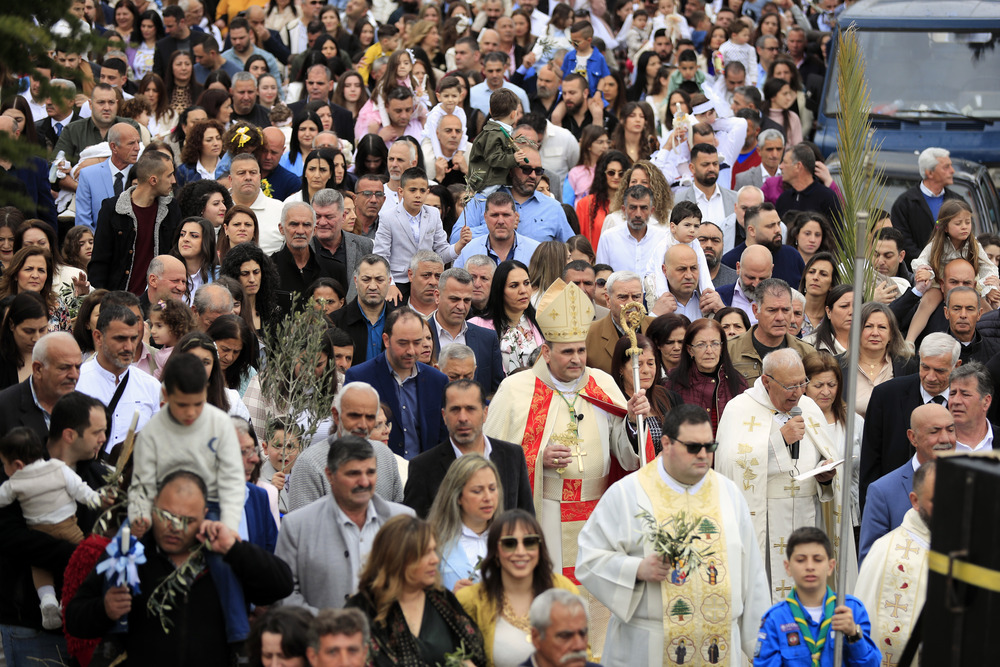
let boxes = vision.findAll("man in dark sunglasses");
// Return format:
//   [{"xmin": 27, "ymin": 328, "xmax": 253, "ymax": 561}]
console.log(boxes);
[{"xmin": 578, "ymin": 404, "xmax": 772, "ymax": 666}]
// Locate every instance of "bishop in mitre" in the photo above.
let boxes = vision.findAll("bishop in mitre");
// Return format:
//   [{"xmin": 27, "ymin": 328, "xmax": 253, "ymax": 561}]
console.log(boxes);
[
  {"xmin": 577, "ymin": 404, "xmax": 771, "ymax": 666},
  {"xmin": 715, "ymin": 348, "xmax": 836, "ymax": 602},
  {"xmin": 855, "ymin": 460, "xmax": 934, "ymax": 667},
  {"xmin": 484, "ymin": 279, "xmax": 651, "ymax": 650}
]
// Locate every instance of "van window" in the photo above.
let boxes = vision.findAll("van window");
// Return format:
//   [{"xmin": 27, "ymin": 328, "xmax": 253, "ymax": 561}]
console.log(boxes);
[{"xmin": 824, "ymin": 30, "xmax": 1000, "ymax": 120}]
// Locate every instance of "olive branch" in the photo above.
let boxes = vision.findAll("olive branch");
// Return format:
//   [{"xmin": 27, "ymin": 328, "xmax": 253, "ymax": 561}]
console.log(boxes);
[
  {"xmin": 145, "ymin": 541, "xmax": 209, "ymax": 633},
  {"xmin": 636, "ymin": 509, "xmax": 715, "ymax": 578}
]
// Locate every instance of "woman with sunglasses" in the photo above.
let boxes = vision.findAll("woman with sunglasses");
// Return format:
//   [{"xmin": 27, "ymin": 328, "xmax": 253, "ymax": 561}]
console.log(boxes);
[
  {"xmin": 610, "ymin": 334, "xmax": 680, "ymax": 453},
  {"xmin": 348, "ymin": 515, "xmax": 487, "ymax": 667},
  {"xmin": 428, "ymin": 454, "xmax": 503, "ymax": 593},
  {"xmin": 665, "ymin": 319, "xmax": 746, "ymax": 435},
  {"xmin": 456, "ymin": 510, "xmax": 581, "ymax": 667},
  {"xmin": 575, "ymin": 150, "xmax": 631, "ymax": 249}
]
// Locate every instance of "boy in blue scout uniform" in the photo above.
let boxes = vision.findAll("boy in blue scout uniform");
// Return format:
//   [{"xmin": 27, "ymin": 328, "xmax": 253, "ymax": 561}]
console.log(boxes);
[{"xmin": 755, "ymin": 527, "xmax": 881, "ymax": 666}]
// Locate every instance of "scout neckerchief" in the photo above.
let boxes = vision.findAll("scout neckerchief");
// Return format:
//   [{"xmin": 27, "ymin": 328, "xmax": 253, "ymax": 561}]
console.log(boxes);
[{"xmin": 786, "ymin": 586, "xmax": 836, "ymax": 665}]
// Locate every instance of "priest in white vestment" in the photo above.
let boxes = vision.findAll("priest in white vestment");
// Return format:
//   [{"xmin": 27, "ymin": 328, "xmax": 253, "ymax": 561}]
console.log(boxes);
[
  {"xmin": 577, "ymin": 404, "xmax": 771, "ymax": 667},
  {"xmin": 855, "ymin": 461, "xmax": 935, "ymax": 667},
  {"xmin": 484, "ymin": 279, "xmax": 652, "ymax": 654},
  {"xmin": 715, "ymin": 348, "xmax": 836, "ymax": 602}
]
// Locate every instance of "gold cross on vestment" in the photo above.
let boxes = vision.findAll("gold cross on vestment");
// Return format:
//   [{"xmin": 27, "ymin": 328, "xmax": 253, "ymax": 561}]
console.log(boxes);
[
  {"xmin": 550, "ymin": 428, "xmax": 582, "ymax": 474},
  {"xmin": 895, "ymin": 539, "xmax": 919, "ymax": 560},
  {"xmin": 784, "ymin": 478, "xmax": 801, "ymax": 495},
  {"xmin": 773, "ymin": 537, "xmax": 788, "ymax": 552},
  {"xmin": 744, "ymin": 416, "xmax": 762, "ymax": 432},
  {"xmin": 881, "ymin": 651, "xmax": 899, "ymax": 667},
  {"xmin": 567, "ymin": 443, "xmax": 587, "ymax": 472},
  {"xmin": 807, "ymin": 417, "xmax": 823, "ymax": 434},
  {"xmin": 884, "ymin": 594, "xmax": 908, "ymax": 618},
  {"xmin": 774, "ymin": 579, "xmax": 792, "ymax": 595}
]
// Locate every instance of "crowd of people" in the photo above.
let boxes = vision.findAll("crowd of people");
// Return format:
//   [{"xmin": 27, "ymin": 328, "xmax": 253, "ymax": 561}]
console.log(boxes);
[{"xmin": 0, "ymin": 0, "xmax": 997, "ymax": 664}]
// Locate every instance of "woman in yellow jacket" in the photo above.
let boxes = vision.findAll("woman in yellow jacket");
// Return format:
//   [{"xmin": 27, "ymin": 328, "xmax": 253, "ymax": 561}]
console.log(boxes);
[{"xmin": 457, "ymin": 510, "xmax": 584, "ymax": 667}]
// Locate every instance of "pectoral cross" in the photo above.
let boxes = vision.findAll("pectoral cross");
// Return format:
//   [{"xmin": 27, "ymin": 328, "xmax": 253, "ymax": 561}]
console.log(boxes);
[
  {"xmin": 744, "ymin": 416, "xmax": 762, "ymax": 432},
  {"xmin": 895, "ymin": 539, "xmax": 919, "ymax": 560},
  {"xmin": 568, "ymin": 443, "xmax": 587, "ymax": 472},
  {"xmin": 550, "ymin": 428, "xmax": 582, "ymax": 475},
  {"xmin": 774, "ymin": 579, "xmax": 792, "ymax": 595},
  {"xmin": 884, "ymin": 594, "xmax": 908, "ymax": 619},
  {"xmin": 783, "ymin": 478, "xmax": 801, "ymax": 496}
]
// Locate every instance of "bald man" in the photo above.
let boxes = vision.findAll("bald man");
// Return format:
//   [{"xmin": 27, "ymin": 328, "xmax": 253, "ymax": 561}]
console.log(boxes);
[
  {"xmin": 656, "ymin": 244, "xmax": 724, "ymax": 319},
  {"xmin": 258, "ymin": 126, "xmax": 300, "ymax": 200},
  {"xmin": 717, "ymin": 244, "xmax": 773, "ymax": 324},
  {"xmin": 142, "ymin": 255, "xmax": 188, "ymax": 314}
]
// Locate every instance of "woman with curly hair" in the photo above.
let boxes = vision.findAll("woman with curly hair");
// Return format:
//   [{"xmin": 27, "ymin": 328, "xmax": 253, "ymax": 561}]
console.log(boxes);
[
  {"xmin": 61, "ymin": 226, "xmax": 94, "ymax": 274},
  {"xmin": 219, "ymin": 242, "xmax": 281, "ymax": 336},
  {"xmin": 347, "ymin": 514, "xmax": 487, "ymax": 667},
  {"xmin": 613, "ymin": 101, "xmax": 659, "ymax": 163},
  {"xmin": 175, "ymin": 118, "xmax": 225, "ymax": 187},
  {"xmin": 176, "ymin": 179, "xmax": 233, "ymax": 229},
  {"xmin": 603, "ymin": 161, "xmax": 675, "ymax": 233},
  {"xmin": 575, "ymin": 150, "xmax": 631, "ymax": 248}
]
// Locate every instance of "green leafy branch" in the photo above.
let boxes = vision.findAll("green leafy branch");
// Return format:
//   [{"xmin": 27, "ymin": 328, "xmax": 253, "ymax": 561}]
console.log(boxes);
[
  {"xmin": 439, "ymin": 640, "xmax": 473, "ymax": 667},
  {"xmin": 146, "ymin": 542, "xmax": 209, "ymax": 633},
  {"xmin": 636, "ymin": 509, "xmax": 715, "ymax": 578}
]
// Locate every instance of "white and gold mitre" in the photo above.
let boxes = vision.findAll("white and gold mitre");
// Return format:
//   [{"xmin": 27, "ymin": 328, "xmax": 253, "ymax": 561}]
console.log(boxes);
[{"xmin": 535, "ymin": 278, "xmax": 594, "ymax": 343}]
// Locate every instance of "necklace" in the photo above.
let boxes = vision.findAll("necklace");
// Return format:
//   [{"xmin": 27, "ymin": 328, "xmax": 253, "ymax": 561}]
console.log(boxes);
[{"xmin": 501, "ymin": 594, "xmax": 533, "ymax": 644}]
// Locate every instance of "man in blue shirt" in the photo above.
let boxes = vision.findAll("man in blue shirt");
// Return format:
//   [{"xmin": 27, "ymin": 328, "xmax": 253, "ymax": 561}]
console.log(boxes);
[
  {"xmin": 755, "ymin": 527, "xmax": 881, "ymax": 666},
  {"xmin": 469, "ymin": 52, "xmax": 531, "ymax": 116},
  {"xmin": 455, "ymin": 191, "xmax": 541, "ymax": 268},
  {"xmin": 451, "ymin": 147, "xmax": 573, "ymax": 245}
]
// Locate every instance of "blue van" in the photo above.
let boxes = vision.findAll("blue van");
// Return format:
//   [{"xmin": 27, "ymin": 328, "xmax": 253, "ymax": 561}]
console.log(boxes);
[{"xmin": 814, "ymin": 0, "xmax": 1000, "ymax": 185}]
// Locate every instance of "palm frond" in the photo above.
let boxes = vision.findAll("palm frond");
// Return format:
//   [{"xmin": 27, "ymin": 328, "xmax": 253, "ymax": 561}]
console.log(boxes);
[{"xmin": 830, "ymin": 25, "xmax": 887, "ymax": 298}]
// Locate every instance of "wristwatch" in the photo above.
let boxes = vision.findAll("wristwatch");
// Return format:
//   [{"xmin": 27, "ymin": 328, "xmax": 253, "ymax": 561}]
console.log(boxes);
[{"xmin": 845, "ymin": 624, "xmax": 862, "ymax": 643}]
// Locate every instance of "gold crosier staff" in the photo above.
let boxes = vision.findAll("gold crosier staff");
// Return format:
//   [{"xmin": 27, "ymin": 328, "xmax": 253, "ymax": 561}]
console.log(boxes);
[{"xmin": 620, "ymin": 301, "xmax": 648, "ymax": 466}]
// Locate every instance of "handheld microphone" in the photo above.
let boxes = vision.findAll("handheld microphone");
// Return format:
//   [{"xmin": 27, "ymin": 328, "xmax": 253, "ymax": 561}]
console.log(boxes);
[{"xmin": 788, "ymin": 406, "xmax": 802, "ymax": 461}]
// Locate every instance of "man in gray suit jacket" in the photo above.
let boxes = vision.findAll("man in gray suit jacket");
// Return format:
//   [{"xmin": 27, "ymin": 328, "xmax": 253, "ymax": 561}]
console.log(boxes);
[
  {"xmin": 311, "ymin": 188, "xmax": 373, "ymax": 302},
  {"xmin": 276, "ymin": 435, "xmax": 413, "ymax": 612},
  {"xmin": 733, "ymin": 128, "xmax": 785, "ymax": 192}
]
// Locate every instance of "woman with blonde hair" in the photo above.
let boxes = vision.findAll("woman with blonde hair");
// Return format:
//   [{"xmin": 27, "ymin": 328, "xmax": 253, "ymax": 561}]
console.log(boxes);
[
  {"xmin": 347, "ymin": 515, "xmax": 487, "ymax": 667},
  {"xmin": 456, "ymin": 510, "xmax": 581, "ymax": 667},
  {"xmin": 602, "ymin": 160, "xmax": 674, "ymax": 232},
  {"xmin": 428, "ymin": 454, "xmax": 503, "ymax": 593}
]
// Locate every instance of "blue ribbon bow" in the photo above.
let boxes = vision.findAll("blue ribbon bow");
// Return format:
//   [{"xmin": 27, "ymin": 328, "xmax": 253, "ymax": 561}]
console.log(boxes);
[{"xmin": 96, "ymin": 522, "xmax": 147, "ymax": 593}]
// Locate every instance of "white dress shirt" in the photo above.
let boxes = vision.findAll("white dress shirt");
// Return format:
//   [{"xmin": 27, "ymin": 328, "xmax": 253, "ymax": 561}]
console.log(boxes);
[
  {"xmin": 956, "ymin": 422, "xmax": 993, "ymax": 454},
  {"xmin": 731, "ymin": 280, "xmax": 757, "ymax": 324},
  {"xmin": 693, "ymin": 184, "xmax": 727, "ymax": 226},
  {"xmin": 75, "ymin": 358, "xmax": 162, "ymax": 452},
  {"xmin": 433, "ymin": 315, "xmax": 468, "ymax": 347},
  {"xmin": 595, "ymin": 223, "xmax": 666, "ymax": 274}
]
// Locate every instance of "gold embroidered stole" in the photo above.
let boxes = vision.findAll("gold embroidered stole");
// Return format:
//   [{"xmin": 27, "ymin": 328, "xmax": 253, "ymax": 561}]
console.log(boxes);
[{"xmin": 637, "ymin": 463, "xmax": 734, "ymax": 666}]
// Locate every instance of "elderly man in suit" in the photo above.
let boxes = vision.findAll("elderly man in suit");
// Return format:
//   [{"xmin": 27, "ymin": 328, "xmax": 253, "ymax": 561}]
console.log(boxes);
[
  {"xmin": 734, "ymin": 129, "xmax": 784, "ymax": 191},
  {"xmin": 329, "ymin": 255, "xmax": 399, "ymax": 365},
  {"xmin": 311, "ymin": 188, "xmax": 372, "ymax": 303},
  {"xmin": 373, "ymin": 167, "xmax": 471, "ymax": 302},
  {"xmin": 859, "ymin": 333, "xmax": 959, "ymax": 512},
  {"xmin": 429, "ymin": 268, "xmax": 504, "ymax": 393},
  {"xmin": 345, "ymin": 309, "xmax": 450, "ymax": 460},
  {"xmin": 859, "ymin": 402, "xmax": 955, "ymax": 562},
  {"xmin": 0, "ymin": 333, "xmax": 82, "ymax": 443},
  {"xmin": 34, "ymin": 78, "xmax": 80, "ymax": 153},
  {"xmin": 403, "ymin": 380, "xmax": 534, "ymax": 518},
  {"xmin": 949, "ymin": 361, "xmax": 996, "ymax": 454},
  {"xmin": 585, "ymin": 270, "xmax": 653, "ymax": 375},
  {"xmin": 75, "ymin": 122, "xmax": 140, "ymax": 231}
]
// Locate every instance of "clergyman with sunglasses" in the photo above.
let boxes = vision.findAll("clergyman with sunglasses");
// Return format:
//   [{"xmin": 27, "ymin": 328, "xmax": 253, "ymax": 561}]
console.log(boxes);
[
  {"xmin": 715, "ymin": 347, "xmax": 840, "ymax": 604},
  {"xmin": 577, "ymin": 404, "xmax": 772, "ymax": 666}
]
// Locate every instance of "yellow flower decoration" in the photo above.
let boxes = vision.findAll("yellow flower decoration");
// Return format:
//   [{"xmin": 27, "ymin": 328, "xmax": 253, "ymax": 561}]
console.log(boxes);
[
  {"xmin": 234, "ymin": 126, "xmax": 251, "ymax": 149},
  {"xmin": 261, "ymin": 178, "xmax": 273, "ymax": 199}
]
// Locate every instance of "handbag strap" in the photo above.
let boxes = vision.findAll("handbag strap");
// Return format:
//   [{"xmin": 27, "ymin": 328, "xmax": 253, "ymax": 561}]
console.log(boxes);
[{"xmin": 104, "ymin": 370, "xmax": 130, "ymax": 441}]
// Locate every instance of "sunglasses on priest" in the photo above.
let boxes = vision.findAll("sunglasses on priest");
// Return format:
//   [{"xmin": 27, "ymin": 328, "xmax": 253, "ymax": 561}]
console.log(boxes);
[{"xmin": 671, "ymin": 439, "xmax": 720, "ymax": 454}]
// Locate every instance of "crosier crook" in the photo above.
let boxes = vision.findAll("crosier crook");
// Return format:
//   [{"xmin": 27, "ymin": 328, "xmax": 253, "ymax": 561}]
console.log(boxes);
[{"xmin": 620, "ymin": 300, "xmax": 648, "ymax": 466}]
